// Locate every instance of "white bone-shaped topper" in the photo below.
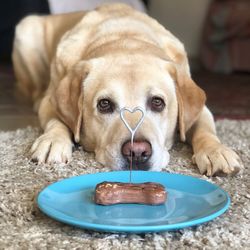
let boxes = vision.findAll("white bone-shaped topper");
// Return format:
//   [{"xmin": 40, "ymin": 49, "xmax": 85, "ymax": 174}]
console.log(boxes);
[{"xmin": 120, "ymin": 107, "xmax": 145, "ymax": 144}]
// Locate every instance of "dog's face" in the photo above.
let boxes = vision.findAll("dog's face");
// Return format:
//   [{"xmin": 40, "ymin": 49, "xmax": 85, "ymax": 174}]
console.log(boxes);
[
  {"xmin": 52, "ymin": 54, "xmax": 205, "ymax": 171},
  {"xmin": 79, "ymin": 55, "xmax": 178, "ymax": 171}
]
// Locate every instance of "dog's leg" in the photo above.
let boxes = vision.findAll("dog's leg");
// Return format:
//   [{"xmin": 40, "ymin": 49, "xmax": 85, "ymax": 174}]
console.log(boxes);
[
  {"xmin": 30, "ymin": 96, "xmax": 73, "ymax": 164},
  {"xmin": 12, "ymin": 16, "xmax": 72, "ymax": 164},
  {"xmin": 13, "ymin": 12, "xmax": 86, "ymax": 164},
  {"xmin": 187, "ymin": 106, "xmax": 242, "ymax": 176}
]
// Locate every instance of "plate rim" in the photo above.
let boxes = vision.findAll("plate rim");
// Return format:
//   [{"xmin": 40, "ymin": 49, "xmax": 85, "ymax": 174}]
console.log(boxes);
[{"xmin": 37, "ymin": 171, "xmax": 230, "ymax": 233}]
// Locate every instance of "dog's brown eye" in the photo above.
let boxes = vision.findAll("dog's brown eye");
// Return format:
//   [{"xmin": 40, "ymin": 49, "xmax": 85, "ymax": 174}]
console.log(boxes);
[
  {"xmin": 149, "ymin": 96, "xmax": 165, "ymax": 112},
  {"xmin": 97, "ymin": 99, "xmax": 115, "ymax": 113}
]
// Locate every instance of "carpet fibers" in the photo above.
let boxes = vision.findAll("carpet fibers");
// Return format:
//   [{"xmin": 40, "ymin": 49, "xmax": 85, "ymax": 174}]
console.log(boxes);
[{"xmin": 0, "ymin": 120, "xmax": 249, "ymax": 250}]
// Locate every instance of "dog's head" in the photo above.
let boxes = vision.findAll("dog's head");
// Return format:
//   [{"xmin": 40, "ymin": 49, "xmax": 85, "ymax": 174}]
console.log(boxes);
[{"xmin": 52, "ymin": 55, "xmax": 205, "ymax": 170}]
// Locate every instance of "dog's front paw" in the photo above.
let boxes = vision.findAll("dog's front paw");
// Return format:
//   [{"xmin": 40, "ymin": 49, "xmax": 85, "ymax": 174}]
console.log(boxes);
[
  {"xmin": 30, "ymin": 133, "xmax": 73, "ymax": 164},
  {"xmin": 192, "ymin": 143, "xmax": 242, "ymax": 176}
]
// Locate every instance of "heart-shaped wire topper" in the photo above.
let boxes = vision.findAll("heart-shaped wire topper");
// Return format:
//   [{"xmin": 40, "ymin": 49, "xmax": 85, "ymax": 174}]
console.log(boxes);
[{"xmin": 120, "ymin": 107, "xmax": 145, "ymax": 144}]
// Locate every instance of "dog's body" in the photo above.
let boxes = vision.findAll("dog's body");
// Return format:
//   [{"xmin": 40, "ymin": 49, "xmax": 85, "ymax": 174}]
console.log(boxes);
[{"xmin": 12, "ymin": 4, "xmax": 241, "ymax": 175}]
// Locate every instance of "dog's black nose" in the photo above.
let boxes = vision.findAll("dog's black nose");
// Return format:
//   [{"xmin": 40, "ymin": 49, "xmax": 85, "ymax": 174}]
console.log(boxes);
[{"xmin": 121, "ymin": 140, "xmax": 152, "ymax": 170}]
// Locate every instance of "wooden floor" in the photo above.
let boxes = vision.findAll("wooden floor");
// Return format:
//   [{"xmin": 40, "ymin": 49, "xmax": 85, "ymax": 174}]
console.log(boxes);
[
  {"xmin": 0, "ymin": 63, "xmax": 250, "ymax": 131},
  {"xmin": 193, "ymin": 70, "xmax": 250, "ymax": 119},
  {"xmin": 0, "ymin": 64, "xmax": 38, "ymax": 131}
]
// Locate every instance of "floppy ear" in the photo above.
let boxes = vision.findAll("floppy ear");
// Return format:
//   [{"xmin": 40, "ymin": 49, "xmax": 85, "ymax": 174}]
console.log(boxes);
[
  {"xmin": 167, "ymin": 63, "xmax": 206, "ymax": 141},
  {"xmin": 51, "ymin": 61, "xmax": 89, "ymax": 142}
]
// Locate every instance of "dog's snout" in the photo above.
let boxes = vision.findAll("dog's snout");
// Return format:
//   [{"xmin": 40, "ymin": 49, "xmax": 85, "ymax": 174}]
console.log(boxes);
[{"xmin": 121, "ymin": 140, "xmax": 152, "ymax": 169}]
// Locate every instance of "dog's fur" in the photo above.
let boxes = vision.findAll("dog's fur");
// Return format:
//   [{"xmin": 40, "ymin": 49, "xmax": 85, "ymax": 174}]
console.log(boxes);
[{"xmin": 12, "ymin": 4, "xmax": 242, "ymax": 176}]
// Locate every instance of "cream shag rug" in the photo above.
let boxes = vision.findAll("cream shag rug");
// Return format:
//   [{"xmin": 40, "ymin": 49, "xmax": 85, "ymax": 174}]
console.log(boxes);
[{"xmin": 0, "ymin": 120, "xmax": 249, "ymax": 250}]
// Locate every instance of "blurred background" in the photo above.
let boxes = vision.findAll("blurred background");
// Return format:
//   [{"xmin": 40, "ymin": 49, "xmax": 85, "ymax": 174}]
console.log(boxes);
[{"xmin": 0, "ymin": 0, "xmax": 249, "ymax": 130}]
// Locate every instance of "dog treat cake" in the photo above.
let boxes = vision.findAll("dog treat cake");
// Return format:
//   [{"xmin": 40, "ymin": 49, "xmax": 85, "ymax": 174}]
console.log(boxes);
[{"xmin": 94, "ymin": 181, "xmax": 167, "ymax": 205}]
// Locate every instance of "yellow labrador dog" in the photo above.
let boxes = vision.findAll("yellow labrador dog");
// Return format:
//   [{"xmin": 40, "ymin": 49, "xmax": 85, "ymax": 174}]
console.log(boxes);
[{"xmin": 12, "ymin": 3, "xmax": 242, "ymax": 176}]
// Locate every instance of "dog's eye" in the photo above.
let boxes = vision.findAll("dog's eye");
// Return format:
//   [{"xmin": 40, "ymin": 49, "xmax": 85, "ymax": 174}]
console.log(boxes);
[
  {"xmin": 149, "ymin": 96, "xmax": 165, "ymax": 112},
  {"xmin": 97, "ymin": 98, "xmax": 115, "ymax": 113}
]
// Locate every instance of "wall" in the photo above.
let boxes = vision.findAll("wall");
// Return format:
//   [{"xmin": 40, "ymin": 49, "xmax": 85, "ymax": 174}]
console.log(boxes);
[{"xmin": 149, "ymin": 0, "xmax": 212, "ymax": 58}]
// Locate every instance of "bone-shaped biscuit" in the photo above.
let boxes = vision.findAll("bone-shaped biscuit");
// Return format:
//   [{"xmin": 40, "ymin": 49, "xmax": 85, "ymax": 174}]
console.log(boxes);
[{"xmin": 94, "ymin": 181, "xmax": 167, "ymax": 205}]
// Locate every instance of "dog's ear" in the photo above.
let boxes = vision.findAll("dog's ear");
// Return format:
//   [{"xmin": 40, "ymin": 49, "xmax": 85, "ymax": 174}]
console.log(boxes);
[
  {"xmin": 51, "ymin": 61, "xmax": 89, "ymax": 142},
  {"xmin": 166, "ymin": 63, "xmax": 206, "ymax": 141}
]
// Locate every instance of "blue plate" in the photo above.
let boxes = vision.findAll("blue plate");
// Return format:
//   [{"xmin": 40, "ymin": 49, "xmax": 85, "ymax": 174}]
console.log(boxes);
[{"xmin": 37, "ymin": 171, "xmax": 230, "ymax": 233}]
